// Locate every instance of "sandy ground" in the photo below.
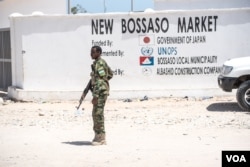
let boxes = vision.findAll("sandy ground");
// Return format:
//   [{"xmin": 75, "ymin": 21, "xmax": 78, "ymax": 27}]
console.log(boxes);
[{"xmin": 0, "ymin": 94, "xmax": 250, "ymax": 167}]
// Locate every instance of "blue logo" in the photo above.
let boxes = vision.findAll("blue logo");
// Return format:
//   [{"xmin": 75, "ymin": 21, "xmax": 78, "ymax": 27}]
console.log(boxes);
[{"xmin": 141, "ymin": 47, "xmax": 153, "ymax": 56}]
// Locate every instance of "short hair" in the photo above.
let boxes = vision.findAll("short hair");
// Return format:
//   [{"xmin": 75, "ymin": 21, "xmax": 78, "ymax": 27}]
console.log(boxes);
[{"xmin": 92, "ymin": 45, "xmax": 102, "ymax": 54}]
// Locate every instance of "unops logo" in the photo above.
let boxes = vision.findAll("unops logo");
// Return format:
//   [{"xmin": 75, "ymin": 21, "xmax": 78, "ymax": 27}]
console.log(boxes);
[{"xmin": 141, "ymin": 47, "xmax": 153, "ymax": 56}]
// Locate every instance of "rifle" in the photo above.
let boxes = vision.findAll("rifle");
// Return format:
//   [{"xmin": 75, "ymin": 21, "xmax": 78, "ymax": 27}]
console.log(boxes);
[{"xmin": 76, "ymin": 79, "xmax": 93, "ymax": 110}]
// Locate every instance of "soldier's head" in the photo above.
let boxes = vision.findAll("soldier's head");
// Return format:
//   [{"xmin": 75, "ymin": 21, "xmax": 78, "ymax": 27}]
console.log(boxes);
[{"xmin": 91, "ymin": 46, "xmax": 102, "ymax": 60}]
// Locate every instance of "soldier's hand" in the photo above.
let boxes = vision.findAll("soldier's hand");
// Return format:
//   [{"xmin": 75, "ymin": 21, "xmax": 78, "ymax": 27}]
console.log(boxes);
[{"xmin": 92, "ymin": 97, "xmax": 98, "ymax": 105}]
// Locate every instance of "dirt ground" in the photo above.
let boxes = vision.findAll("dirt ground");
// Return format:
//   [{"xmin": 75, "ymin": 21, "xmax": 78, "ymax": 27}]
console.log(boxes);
[{"xmin": 0, "ymin": 94, "xmax": 250, "ymax": 167}]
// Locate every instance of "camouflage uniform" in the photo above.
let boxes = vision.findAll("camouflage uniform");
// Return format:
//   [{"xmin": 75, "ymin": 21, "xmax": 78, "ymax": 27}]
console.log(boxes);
[{"xmin": 91, "ymin": 57, "xmax": 112, "ymax": 135}]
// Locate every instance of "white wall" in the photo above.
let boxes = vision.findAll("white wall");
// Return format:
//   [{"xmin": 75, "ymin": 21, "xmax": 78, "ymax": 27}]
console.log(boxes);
[
  {"xmin": 8, "ymin": 8, "xmax": 250, "ymax": 100},
  {"xmin": 154, "ymin": 0, "xmax": 250, "ymax": 10},
  {"xmin": 0, "ymin": 0, "xmax": 67, "ymax": 28}
]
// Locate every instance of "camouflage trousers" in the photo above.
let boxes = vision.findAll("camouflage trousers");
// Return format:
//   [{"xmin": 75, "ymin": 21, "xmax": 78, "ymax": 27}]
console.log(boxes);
[{"xmin": 92, "ymin": 94, "xmax": 107, "ymax": 134}]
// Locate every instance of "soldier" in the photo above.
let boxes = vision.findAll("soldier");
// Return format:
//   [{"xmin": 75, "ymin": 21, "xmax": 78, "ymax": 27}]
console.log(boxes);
[{"xmin": 86, "ymin": 45, "xmax": 113, "ymax": 146}]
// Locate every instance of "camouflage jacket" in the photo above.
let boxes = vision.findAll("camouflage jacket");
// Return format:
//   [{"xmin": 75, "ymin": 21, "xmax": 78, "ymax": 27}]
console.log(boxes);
[{"xmin": 91, "ymin": 57, "xmax": 113, "ymax": 98}]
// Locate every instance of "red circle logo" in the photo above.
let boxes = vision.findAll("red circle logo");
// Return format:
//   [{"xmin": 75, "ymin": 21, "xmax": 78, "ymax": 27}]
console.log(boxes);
[{"xmin": 143, "ymin": 36, "xmax": 150, "ymax": 44}]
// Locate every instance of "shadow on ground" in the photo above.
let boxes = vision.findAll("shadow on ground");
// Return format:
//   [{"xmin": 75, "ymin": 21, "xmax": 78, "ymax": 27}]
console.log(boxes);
[
  {"xmin": 207, "ymin": 102, "xmax": 244, "ymax": 112},
  {"xmin": 62, "ymin": 141, "xmax": 92, "ymax": 146}
]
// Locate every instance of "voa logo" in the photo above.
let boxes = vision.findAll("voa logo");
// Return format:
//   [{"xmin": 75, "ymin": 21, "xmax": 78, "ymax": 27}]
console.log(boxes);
[
  {"xmin": 226, "ymin": 155, "xmax": 246, "ymax": 163},
  {"xmin": 222, "ymin": 151, "xmax": 249, "ymax": 167}
]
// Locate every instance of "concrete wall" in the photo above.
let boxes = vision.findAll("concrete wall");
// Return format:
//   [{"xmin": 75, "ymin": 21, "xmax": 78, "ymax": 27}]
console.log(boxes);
[
  {"xmin": 154, "ymin": 0, "xmax": 250, "ymax": 10},
  {"xmin": 8, "ymin": 8, "xmax": 250, "ymax": 100},
  {"xmin": 0, "ymin": 0, "xmax": 67, "ymax": 28}
]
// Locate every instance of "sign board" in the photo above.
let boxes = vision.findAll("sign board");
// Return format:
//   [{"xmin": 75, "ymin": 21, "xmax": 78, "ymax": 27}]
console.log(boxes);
[{"xmin": 9, "ymin": 8, "xmax": 250, "ymax": 99}]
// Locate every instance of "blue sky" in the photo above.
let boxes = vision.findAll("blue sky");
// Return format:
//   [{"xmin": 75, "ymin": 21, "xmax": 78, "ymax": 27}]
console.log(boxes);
[{"xmin": 71, "ymin": 0, "xmax": 154, "ymax": 13}]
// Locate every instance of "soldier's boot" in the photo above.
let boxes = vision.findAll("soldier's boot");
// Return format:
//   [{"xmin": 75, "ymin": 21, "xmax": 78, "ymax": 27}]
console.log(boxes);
[
  {"xmin": 92, "ymin": 133, "xmax": 98, "ymax": 142},
  {"xmin": 92, "ymin": 133, "xmax": 106, "ymax": 146}
]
